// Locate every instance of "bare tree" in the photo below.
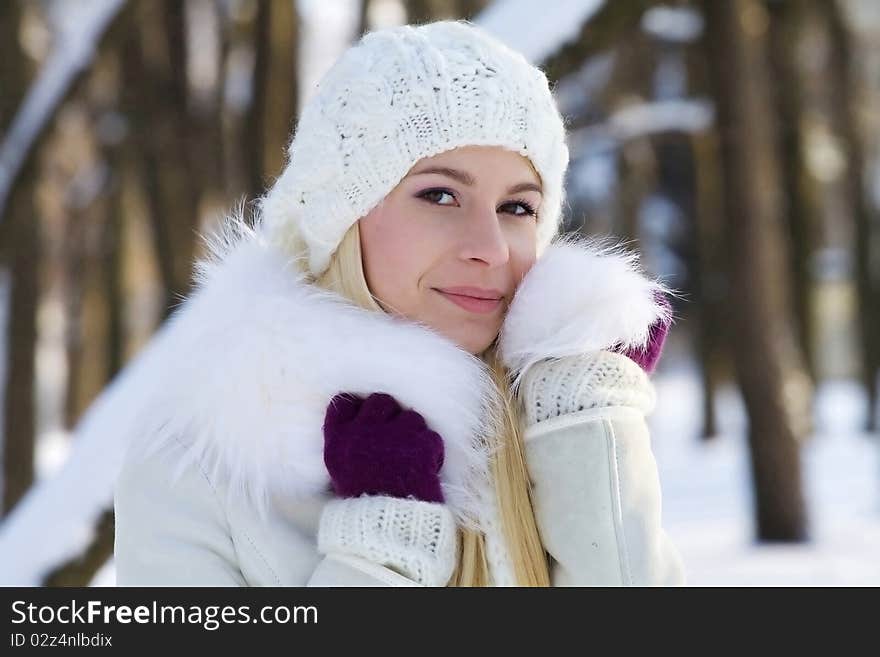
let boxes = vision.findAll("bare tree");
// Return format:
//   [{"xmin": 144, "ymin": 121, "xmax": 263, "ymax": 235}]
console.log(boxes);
[
  {"xmin": 691, "ymin": 130, "xmax": 727, "ymax": 440},
  {"xmin": 121, "ymin": 0, "xmax": 202, "ymax": 316},
  {"xmin": 62, "ymin": 44, "xmax": 127, "ymax": 430},
  {"xmin": 683, "ymin": 29, "xmax": 727, "ymax": 441},
  {"xmin": 0, "ymin": 0, "xmax": 39, "ymax": 517},
  {"xmin": 43, "ymin": 509, "xmax": 115, "ymax": 586},
  {"xmin": 701, "ymin": 0, "xmax": 811, "ymax": 541},
  {"xmin": 457, "ymin": 0, "xmax": 491, "ymax": 20},
  {"xmin": 818, "ymin": 0, "xmax": 880, "ymax": 432},
  {"xmin": 405, "ymin": 0, "xmax": 459, "ymax": 24},
  {"xmin": 601, "ymin": 28, "xmax": 658, "ymax": 242},
  {"xmin": 765, "ymin": 0, "xmax": 822, "ymax": 383},
  {"xmin": 41, "ymin": 6, "xmax": 134, "ymax": 585},
  {"xmin": 244, "ymin": 0, "xmax": 300, "ymax": 204},
  {"xmin": 358, "ymin": 0, "xmax": 372, "ymax": 36},
  {"xmin": 405, "ymin": 0, "xmax": 490, "ymax": 23}
]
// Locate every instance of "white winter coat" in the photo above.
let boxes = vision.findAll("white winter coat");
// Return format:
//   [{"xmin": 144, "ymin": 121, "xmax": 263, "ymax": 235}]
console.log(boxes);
[{"xmin": 112, "ymin": 219, "xmax": 686, "ymax": 586}]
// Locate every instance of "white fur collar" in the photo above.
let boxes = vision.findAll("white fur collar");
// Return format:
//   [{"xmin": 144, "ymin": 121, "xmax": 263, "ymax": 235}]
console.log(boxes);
[{"xmin": 126, "ymin": 215, "xmax": 669, "ymax": 531}]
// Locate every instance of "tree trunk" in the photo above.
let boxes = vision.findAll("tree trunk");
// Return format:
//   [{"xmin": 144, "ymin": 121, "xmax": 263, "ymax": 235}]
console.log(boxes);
[
  {"xmin": 691, "ymin": 131, "xmax": 726, "ymax": 440},
  {"xmin": 62, "ymin": 51, "xmax": 126, "ymax": 429},
  {"xmin": 819, "ymin": 0, "xmax": 879, "ymax": 432},
  {"xmin": 244, "ymin": 0, "xmax": 299, "ymax": 204},
  {"xmin": 0, "ymin": 161, "xmax": 39, "ymax": 517},
  {"xmin": 42, "ymin": 6, "xmax": 134, "ymax": 585},
  {"xmin": 687, "ymin": 34, "xmax": 729, "ymax": 442},
  {"xmin": 405, "ymin": 0, "xmax": 460, "ymax": 24},
  {"xmin": 701, "ymin": 0, "xmax": 810, "ymax": 541},
  {"xmin": 765, "ymin": 0, "xmax": 821, "ymax": 385},
  {"xmin": 121, "ymin": 0, "xmax": 202, "ymax": 317},
  {"xmin": 0, "ymin": 0, "xmax": 38, "ymax": 517},
  {"xmin": 187, "ymin": 0, "xmax": 230, "ymax": 215},
  {"xmin": 616, "ymin": 139, "xmax": 656, "ymax": 244},
  {"xmin": 457, "ymin": 0, "xmax": 491, "ymax": 20},
  {"xmin": 603, "ymin": 28, "xmax": 657, "ymax": 243},
  {"xmin": 358, "ymin": 0, "xmax": 372, "ymax": 36},
  {"xmin": 43, "ymin": 509, "xmax": 115, "ymax": 586}
]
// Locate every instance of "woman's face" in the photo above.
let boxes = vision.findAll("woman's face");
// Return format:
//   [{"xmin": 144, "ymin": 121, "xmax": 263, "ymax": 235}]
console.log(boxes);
[{"xmin": 358, "ymin": 145, "xmax": 542, "ymax": 355}]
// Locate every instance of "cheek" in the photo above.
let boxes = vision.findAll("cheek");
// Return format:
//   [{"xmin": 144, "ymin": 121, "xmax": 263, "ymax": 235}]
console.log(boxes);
[
  {"xmin": 508, "ymin": 228, "xmax": 538, "ymax": 282},
  {"xmin": 359, "ymin": 210, "xmax": 431, "ymax": 300}
]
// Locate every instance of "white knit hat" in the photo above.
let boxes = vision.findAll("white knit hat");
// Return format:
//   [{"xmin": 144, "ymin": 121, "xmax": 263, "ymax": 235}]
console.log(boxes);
[{"xmin": 258, "ymin": 19, "xmax": 570, "ymax": 278}]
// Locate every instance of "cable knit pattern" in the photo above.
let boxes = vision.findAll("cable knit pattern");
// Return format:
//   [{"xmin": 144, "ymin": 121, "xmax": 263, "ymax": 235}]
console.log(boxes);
[
  {"xmin": 519, "ymin": 350, "xmax": 656, "ymax": 428},
  {"xmin": 317, "ymin": 495, "xmax": 458, "ymax": 587}
]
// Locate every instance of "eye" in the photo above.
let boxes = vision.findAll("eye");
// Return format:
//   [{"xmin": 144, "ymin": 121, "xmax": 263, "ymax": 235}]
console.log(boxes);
[
  {"xmin": 501, "ymin": 198, "xmax": 538, "ymax": 219},
  {"xmin": 417, "ymin": 188, "xmax": 458, "ymax": 206},
  {"xmin": 417, "ymin": 188, "xmax": 538, "ymax": 220}
]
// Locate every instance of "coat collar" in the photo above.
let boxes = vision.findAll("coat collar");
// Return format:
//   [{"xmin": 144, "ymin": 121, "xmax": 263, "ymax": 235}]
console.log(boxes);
[{"xmin": 125, "ymin": 214, "xmax": 670, "ymax": 533}]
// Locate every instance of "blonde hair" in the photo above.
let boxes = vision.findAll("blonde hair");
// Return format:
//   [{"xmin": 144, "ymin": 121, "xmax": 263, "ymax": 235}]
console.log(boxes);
[{"xmin": 278, "ymin": 216, "xmax": 550, "ymax": 586}]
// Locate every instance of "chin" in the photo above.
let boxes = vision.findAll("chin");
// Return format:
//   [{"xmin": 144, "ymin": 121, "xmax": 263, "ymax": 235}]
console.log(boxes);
[
  {"xmin": 458, "ymin": 335, "xmax": 495, "ymax": 356},
  {"xmin": 427, "ymin": 320, "xmax": 497, "ymax": 356}
]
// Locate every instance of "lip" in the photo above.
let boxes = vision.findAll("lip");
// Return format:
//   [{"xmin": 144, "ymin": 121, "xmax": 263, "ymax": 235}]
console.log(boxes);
[
  {"xmin": 436, "ymin": 286, "xmax": 504, "ymax": 300},
  {"xmin": 434, "ymin": 289, "xmax": 503, "ymax": 314}
]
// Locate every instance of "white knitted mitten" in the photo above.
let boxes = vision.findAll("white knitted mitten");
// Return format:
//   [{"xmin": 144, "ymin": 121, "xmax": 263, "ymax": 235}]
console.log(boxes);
[
  {"xmin": 317, "ymin": 495, "xmax": 459, "ymax": 587},
  {"xmin": 518, "ymin": 350, "xmax": 656, "ymax": 429}
]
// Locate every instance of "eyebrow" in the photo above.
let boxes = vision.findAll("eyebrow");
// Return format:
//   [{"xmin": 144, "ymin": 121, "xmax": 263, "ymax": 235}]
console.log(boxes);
[{"xmin": 406, "ymin": 166, "xmax": 543, "ymax": 195}]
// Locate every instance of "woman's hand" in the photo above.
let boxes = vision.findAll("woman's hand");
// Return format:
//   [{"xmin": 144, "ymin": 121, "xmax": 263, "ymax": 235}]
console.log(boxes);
[
  {"xmin": 498, "ymin": 237, "xmax": 674, "ymax": 391},
  {"xmin": 323, "ymin": 392, "xmax": 445, "ymax": 503},
  {"xmin": 612, "ymin": 290, "xmax": 673, "ymax": 375}
]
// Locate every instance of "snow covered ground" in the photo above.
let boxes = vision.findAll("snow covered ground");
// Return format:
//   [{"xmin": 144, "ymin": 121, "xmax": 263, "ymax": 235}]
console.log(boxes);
[{"xmin": 649, "ymin": 335, "xmax": 880, "ymax": 587}]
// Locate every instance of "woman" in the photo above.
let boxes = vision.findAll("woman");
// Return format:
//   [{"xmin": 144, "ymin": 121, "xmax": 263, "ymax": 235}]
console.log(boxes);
[{"xmin": 113, "ymin": 19, "xmax": 685, "ymax": 587}]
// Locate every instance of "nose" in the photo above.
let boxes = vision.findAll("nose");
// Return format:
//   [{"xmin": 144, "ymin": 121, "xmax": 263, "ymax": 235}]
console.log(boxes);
[{"xmin": 458, "ymin": 204, "xmax": 510, "ymax": 267}]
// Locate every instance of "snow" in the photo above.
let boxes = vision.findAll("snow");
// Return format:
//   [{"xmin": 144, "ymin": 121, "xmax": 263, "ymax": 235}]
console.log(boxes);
[
  {"xmin": 641, "ymin": 6, "xmax": 703, "ymax": 43},
  {"xmin": 650, "ymin": 335, "xmax": 880, "ymax": 586},
  {"xmin": 475, "ymin": 0, "xmax": 604, "ymax": 64},
  {"xmin": 607, "ymin": 99, "xmax": 714, "ymax": 141},
  {"xmin": 0, "ymin": 321, "xmax": 183, "ymax": 585}
]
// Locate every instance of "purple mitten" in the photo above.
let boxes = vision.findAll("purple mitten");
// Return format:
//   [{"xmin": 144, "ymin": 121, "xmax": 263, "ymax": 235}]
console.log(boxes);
[
  {"xmin": 322, "ymin": 392, "xmax": 445, "ymax": 503},
  {"xmin": 616, "ymin": 291, "xmax": 672, "ymax": 375}
]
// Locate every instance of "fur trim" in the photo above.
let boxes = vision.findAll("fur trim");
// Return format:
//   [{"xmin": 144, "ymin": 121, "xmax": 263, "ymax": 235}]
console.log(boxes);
[
  {"xmin": 126, "ymin": 212, "xmax": 499, "ymax": 531},
  {"xmin": 498, "ymin": 233, "xmax": 674, "ymax": 393}
]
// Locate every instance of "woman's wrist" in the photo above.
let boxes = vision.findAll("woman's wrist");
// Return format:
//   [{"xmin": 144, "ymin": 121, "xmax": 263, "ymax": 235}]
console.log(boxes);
[
  {"xmin": 317, "ymin": 494, "xmax": 458, "ymax": 587},
  {"xmin": 517, "ymin": 350, "xmax": 656, "ymax": 428}
]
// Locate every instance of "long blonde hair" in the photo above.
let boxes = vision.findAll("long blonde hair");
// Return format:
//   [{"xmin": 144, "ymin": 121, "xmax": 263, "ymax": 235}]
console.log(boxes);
[{"xmin": 276, "ymin": 215, "xmax": 550, "ymax": 586}]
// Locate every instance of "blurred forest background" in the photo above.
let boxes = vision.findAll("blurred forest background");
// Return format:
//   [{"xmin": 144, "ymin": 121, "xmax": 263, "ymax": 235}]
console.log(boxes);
[{"xmin": 0, "ymin": 0, "xmax": 878, "ymax": 586}]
